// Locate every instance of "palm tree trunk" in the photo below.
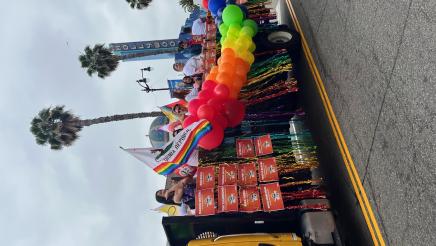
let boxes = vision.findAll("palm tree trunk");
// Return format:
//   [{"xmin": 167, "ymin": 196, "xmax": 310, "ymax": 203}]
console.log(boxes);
[
  {"xmin": 75, "ymin": 111, "xmax": 165, "ymax": 127},
  {"xmin": 116, "ymin": 47, "xmax": 179, "ymax": 61}
]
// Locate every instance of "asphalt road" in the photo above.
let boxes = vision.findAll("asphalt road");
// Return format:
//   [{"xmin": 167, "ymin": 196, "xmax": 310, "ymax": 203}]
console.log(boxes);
[{"xmin": 287, "ymin": 0, "xmax": 436, "ymax": 245}]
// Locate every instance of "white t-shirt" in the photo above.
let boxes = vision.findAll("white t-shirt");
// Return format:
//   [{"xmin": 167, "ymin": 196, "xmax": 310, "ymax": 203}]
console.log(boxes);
[
  {"xmin": 192, "ymin": 18, "xmax": 206, "ymax": 35},
  {"xmin": 183, "ymin": 55, "xmax": 204, "ymax": 76}
]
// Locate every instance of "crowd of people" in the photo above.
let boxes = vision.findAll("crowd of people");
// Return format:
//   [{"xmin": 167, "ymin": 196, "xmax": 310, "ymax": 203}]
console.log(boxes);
[{"xmin": 153, "ymin": 16, "xmax": 213, "ymax": 211}]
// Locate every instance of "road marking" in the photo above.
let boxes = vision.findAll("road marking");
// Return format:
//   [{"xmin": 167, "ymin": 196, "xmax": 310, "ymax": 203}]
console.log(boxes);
[{"xmin": 284, "ymin": 1, "xmax": 387, "ymax": 245}]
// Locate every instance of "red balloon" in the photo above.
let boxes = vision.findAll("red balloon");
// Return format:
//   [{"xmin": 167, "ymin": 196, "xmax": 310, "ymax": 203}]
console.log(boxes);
[
  {"xmin": 197, "ymin": 104, "xmax": 216, "ymax": 122},
  {"xmin": 202, "ymin": 80, "xmax": 217, "ymax": 91},
  {"xmin": 198, "ymin": 123, "xmax": 224, "ymax": 150},
  {"xmin": 198, "ymin": 89, "xmax": 214, "ymax": 101},
  {"xmin": 213, "ymin": 113, "xmax": 229, "ymax": 129},
  {"xmin": 223, "ymin": 99, "xmax": 245, "ymax": 127},
  {"xmin": 188, "ymin": 98, "xmax": 206, "ymax": 116},
  {"xmin": 207, "ymin": 97, "xmax": 226, "ymax": 112},
  {"xmin": 202, "ymin": 0, "xmax": 208, "ymax": 9},
  {"xmin": 182, "ymin": 115, "xmax": 199, "ymax": 128},
  {"xmin": 214, "ymin": 84, "xmax": 230, "ymax": 99}
]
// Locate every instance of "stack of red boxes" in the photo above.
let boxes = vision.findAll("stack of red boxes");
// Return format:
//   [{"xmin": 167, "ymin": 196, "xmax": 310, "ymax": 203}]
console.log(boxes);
[{"xmin": 195, "ymin": 135, "xmax": 285, "ymax": 216}]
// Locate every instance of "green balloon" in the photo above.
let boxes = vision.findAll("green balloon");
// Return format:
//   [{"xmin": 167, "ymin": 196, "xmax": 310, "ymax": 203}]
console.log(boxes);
[
  {"xmin": 220, "ymin": 36, "xmax": 226, "ymax": 45},
  {"xmin": 243, "ymin": 19, "xmax": 258, "ymax": 35},
  {"xmin": 241, "ymin": 26, "xmax": 254, "ymax": 37},
  {"xmin": 227, "ymin": 23, "xmax": 241, "ymax": 37},
  {"xmin": 219, "ymin": 23, "xmax": 229, "ymax": 36},
  {"xmin": 222, "ymin": 5, "xmax": 244, "ymax": 25}
]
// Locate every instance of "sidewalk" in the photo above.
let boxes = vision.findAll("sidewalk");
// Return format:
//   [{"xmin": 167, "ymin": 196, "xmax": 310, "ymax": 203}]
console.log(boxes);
[{"xmin": 289, "ymin": 0, "xmax": 436, "ymax": 245}]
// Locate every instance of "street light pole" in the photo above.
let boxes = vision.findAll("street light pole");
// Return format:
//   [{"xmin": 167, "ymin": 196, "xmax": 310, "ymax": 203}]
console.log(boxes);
[{"xmin": 136, "ymin": 78, "xmax": 170, "ymax": 93}]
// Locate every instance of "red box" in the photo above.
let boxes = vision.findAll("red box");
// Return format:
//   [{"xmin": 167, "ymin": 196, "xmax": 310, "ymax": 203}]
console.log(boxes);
[
  {"xmin": 238, "ymin": 162, "xmax": 257, "ymax": 186},
  {"xmin": 236, "ymin": 138, "xmax": 255, "ymax": 158},
  {"xmin": 195, "ymin": 188, "xmax": 215, "ymax": 216},
  {"xmin": 217, "ymin": 185, "xmax": 238, "ymax": 213},
  {"xmin": 260, "ymin": 182, "xmax": 284, "ymax": 212},
  {"xmin": 254, "ymin": 134, "xmax": 273, "ymax": 156},
  {"xmin": 218, "ymin": 164, "xmax": 238, "ymax": 186},
  {"xmin": 239, "ymin": 186, "xmax": 261, "ymax": 212},
  {"xmin": 196, "ymin": 166, "xmax": 215, "ymax": 189},
  {"xmin": 258, "ymin": 157, "xmax": 279, "ymax": 182}
]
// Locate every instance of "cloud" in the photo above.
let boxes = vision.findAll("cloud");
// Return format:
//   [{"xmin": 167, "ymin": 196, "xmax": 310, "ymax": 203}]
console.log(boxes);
[{"xmin": 0, "ymin": 0, "xmax": 188, "ymax": 245}]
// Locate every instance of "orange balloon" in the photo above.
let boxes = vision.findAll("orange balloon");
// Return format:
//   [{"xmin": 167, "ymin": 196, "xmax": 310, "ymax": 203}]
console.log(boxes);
[
  {"xmin": 233, "ymin": 74, "xmax": 246, "ymax": 89},
  {"xmin": 206, "ymin": 73, "xmax": 217, "ymax": 81},
  {"xmin": 209, "ymin": 66, "xmax": 219, "ymax": 75},
  {"xmin": 219, "ymin": 62, "xmax": 234, "ymax": 74},
  {"xmin": 220, "ymin": 52, "xmax": 236, "ymax": 63},
  {"xmin": 235, "ymin": 58, "xmax": 250, "ymax": 76},
  {"xmin": 221, "ymin": 48, "xmax": 236, "ymax": 58},
  {"xmin": 216, "ymin": 72, "xmax": 233, "ymax": 85}
]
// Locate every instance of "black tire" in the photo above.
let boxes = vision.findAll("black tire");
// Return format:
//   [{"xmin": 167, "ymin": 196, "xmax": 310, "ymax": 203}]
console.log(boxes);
[{"xmin": 262, "ymin": 28, "xmax": 301, "ymax": 51}]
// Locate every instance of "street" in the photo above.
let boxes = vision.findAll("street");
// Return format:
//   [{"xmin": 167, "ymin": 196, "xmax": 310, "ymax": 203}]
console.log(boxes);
[{"xmin": 285, "ymin": 0, "xmax": 436, "ymax": 245}]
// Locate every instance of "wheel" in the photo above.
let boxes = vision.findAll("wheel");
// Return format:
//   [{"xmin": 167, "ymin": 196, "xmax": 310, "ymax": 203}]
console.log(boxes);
[
  {"xmin": 268, "ymin": 30, "xmax": 294, "ymax": 46},
  {"xmin": 262, "ymin": 28, "xmax": 300, "ymax": 50}
]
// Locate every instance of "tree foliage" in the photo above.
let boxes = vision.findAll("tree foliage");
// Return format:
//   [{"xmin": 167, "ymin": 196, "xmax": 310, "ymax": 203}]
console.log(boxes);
[
  {"xmin": 179, "ymin": 0, "xmax": 198, "ymax": 12},
  {"xmin": 30, "ymin": 106, "xmax": 82, "ymax": 150},
  {"xmin": 126, "ymin": 0, "xmax": 153, "ymax": 9},
  {"xmin": 78, "ymin": 44, "xmax": 119, "ymax": 79}
]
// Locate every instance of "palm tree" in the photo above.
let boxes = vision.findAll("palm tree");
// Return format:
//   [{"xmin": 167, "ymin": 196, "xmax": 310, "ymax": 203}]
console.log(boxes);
[
  {"xmin": 79, "ymin": 44, "xmax": 178, "ymax": 79},
  {"xmin": 126, "ymin": 0, "xmax": 153, "ymax": 9},
  {"xmin": 30, "ymin": 106, "xmax": 164, "ymax": 150},
  {"xmin": 179, "ymin": 0, "xmax": 198, "ymax": 12}
]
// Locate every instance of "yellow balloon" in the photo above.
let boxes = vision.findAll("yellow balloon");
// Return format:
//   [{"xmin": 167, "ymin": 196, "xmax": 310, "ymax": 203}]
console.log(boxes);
[{"xmin": 248, "ymin": 42, "xmax": 256, "ymax": 53}]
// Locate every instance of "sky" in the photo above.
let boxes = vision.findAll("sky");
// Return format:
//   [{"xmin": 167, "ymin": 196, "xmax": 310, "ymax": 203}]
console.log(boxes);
[{"xmin": 0, "ymin": 1, "xmax": 188, "ymax": 245}]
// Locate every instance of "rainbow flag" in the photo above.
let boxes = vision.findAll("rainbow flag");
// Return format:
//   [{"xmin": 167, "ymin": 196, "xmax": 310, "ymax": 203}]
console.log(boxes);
[
  {"xmin": 121, "ymin": 119, "xmax": 211, "ymax": 176},
  {"xmin": 153, "ymin": 120, "xmax": 212, "ymax": 175}
]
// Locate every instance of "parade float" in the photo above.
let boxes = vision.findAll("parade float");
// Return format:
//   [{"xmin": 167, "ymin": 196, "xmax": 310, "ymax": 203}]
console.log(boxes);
[{"xmin": 125, "ymin": 1, "xmax": 385, "ymax": 245}]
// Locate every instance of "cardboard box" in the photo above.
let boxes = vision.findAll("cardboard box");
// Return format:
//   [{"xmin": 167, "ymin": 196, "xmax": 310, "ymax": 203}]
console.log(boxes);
[
  {"xmin": 260, "ymin": 182, "xmax": 284, "ymax": 212},
  {"xmin": 258, "ymin": 157, "xmax": 279, "ymax": 182},
  {"xmin": 218, "ymin": 164, "xmax": 238, "ymax": 186},
  {"xmin": 236, "ymin": 138, "xmax": 256, "ymax": 158},
  {"xmin": 196, "ymin": 166, "xmax": 215, "ymax": 189},
  {"xmin": 254, "ymin": 134, "xmax": 274, "ymax": 156},
  {"xmin": 238, "ymin": 162, "xmax": 258, "ymax": 186},
  {"xmin": 217, "ymin": 185, "xmax": 238, "ymax": 213},
  {"xmin": 195, "ymin": 188, "xmax": 215, "ymax": 216},
  {"xmin": 239, "ymin": 186, "xmax": 261, "ymax": 212}
]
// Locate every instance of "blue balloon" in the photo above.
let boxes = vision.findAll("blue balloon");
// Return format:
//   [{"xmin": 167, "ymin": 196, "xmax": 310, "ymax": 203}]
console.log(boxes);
[{"xmin": 209, "ymin": 0, "xmax": 226, "ymax": 15}]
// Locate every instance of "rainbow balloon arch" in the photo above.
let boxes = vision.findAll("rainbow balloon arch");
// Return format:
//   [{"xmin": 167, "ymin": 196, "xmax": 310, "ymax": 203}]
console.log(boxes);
[{"xmin": 184, "ymin": 4, "xmax": 258, "ymax": 151}]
